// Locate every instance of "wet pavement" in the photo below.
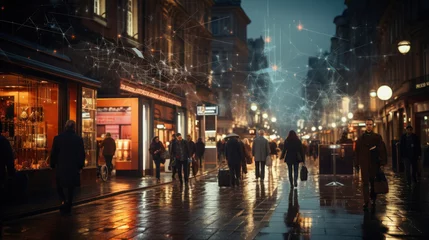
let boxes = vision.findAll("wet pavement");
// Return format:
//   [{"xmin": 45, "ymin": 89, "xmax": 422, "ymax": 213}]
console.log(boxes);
[{"xmin": 1, "ymin": 159, "xmax": 429, "ymax": 240}]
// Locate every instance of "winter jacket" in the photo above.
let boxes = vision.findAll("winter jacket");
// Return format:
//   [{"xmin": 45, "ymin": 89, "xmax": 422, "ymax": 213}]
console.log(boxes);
[
  {"xmin": 195, "ymin": 141, "xmax": 205, "ymax": 157},
  {"xmin": 101, "ymin": 137, "xmax": 116, "ymax": 156},
  {"xmin": 150, "ymin": 141, "xmax": 165, "ymax": 160},
  {"xmin": 225, "ymin": 138, "xmax": 244, "ymax": 165},
  {"xmin": 355, "ymin": 131, "xmax": 387, "ymax": 181},
  {"xmin": 187, "ymin": 140, "xmax": 196, "ymax": 157},
  {"xmin": 281, "ymin": 139, "xmax": 305, "ymax": 164},
  {"xmin": 170, "ymin": 139, "xmax": 190, "ymax": 161},
  {"xmin": 399, "ymin": 133, "xmax": 421, "ymax": 161},
  {"xmin": 252, "ymin": 136, "xmax": 270, "ymax": 162}
]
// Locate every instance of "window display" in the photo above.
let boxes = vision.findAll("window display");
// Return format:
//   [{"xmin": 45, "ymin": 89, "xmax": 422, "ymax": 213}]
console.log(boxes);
[
  {"xmin": 96, "ymin": 106, "xmax": 132, "ymax": 162},
  {"xmin": 0, "ymin": 75, "xmax": 58, "ymax": 171},
  {"xmin": 82, "ymin": 88, "xmax": 97, "ymax": 167}
]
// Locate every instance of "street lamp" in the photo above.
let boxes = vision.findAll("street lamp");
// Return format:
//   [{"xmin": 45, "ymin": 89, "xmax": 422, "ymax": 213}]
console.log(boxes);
[
  {"xmin": 341, "ymin": 117, "xmax": 347, "ymax": 123},
  {"xmin": 398, "ymin": 40, "xmax": 411, "ymax": 55},
  {"xmin": 318, "ymin": 126, "xmax": 322, "ymax": 130},
  {"xmin": 271, "ymin": 117, "xmax": 277, "ymax": 123},
  {"xmin": 370, "ymin": 89, "xmax": 377, "ymax": 98},
  {"xmin": 311, "ymin": 126, "xmax": 316, "ymax": 131},
  {"xmin": 331, "ymin": 123, "xmax": 337, "ymax": 128},
  {"xmin": 250, "ymin": 103, "xmax": 258, "ymax": 111},
  {"xmin": 347, "ymin": 112, "xmax": 354, "ymax": 119},
  {"xmin": 377, "ymin": 85, "xmax": 393, "ymax": 101}
]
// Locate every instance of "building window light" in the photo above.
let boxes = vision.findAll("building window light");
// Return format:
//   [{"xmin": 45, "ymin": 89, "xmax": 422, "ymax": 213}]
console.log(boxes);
[{"xmin": 127, "ymin": 0, "xmax": 133, "ymax": 36}]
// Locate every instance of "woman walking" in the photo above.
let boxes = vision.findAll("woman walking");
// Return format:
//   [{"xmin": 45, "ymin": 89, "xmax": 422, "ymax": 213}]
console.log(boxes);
[
  {"xmin": 149, "ymin": 136, "xmax": 165, "ymax": 183},
  {"xmin": 280, "ymin": 130, "xmax": 305, "ymax": 188}
]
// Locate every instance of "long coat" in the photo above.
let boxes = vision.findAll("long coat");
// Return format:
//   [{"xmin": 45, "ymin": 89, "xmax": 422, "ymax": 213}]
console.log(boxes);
[
  {"xmin": 281, "ymin": 139, "xmax": 305, "ymax": 164},
  {"xmin": 225, "ymin": 137, "xmax": 244, "ymax": 165},
  {"xmin": 355, "ymin": 131, "xmax": 387, "ymax": 181},
  {"xmin": 252, "ymin": 136, "xmax": 270, "ymax": 162},
  {"xmin": 399, "ymin": 133, "xmax": 421, "ymax": 161},
  {"xmin": 170, "ymin": 139, "xmax": 190, "ymax": 161},
  {"xmin": 50, "ymin": 130, "xmax": 85, "ymax": 188},
  {"xmin": 195, "ymin": 141, "xmax": 205, "ymax": 157}
]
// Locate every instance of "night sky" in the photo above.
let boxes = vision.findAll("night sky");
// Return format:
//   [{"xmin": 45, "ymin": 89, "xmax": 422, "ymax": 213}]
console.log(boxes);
[{"xmin": 242, "ymin": 0, "xmax": 345, "ymax": 132}]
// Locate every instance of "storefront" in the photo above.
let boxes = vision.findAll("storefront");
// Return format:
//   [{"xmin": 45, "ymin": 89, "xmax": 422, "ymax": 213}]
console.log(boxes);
[
  {"xmin": 0, "ymin": 42, "xmax": 100, "ymax": 192},
  {"xmin": 97, "ymin": 80, "xmax": 185, "ymax": 176}
]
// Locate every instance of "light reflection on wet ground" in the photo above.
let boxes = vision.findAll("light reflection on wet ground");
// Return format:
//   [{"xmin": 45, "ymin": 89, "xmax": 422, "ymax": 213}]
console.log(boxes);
[{"xmin": 2, "ymin": 160, "xmax": 429, "ymax": 239}]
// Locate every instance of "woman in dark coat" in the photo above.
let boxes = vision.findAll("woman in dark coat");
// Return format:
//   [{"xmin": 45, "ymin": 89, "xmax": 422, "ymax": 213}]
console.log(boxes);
[
  {"xmin": 280, "ymin": 130, "xmax": 305, "ymax": 188},
  {"xmin": 50, "ymin": 120, "xmax": 85, "ymax": 214},
  {"xmin": 149, "ymin": 136, "xmax": 165, "ymax": 182}
]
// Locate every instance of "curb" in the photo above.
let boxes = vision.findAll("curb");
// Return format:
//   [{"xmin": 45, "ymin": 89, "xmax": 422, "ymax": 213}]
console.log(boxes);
[{"xmin": 4, "ymin": 167, "xmax": 219, "ymax": 222}]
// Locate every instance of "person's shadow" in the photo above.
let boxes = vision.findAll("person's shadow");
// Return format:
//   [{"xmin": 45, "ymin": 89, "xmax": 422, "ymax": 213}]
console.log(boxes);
[
  {"xmin": 283, "ymin": 189, "xmax": 301, "ymax": 238},
  {"xmin": 362, "ymin": 207, "xmax": 388, "ymax": 239}
]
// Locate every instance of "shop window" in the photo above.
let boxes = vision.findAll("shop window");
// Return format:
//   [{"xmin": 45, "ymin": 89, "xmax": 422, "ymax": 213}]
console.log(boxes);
[
  {"xmin": 0, "ymin": 75, "xmax": 58, "ymax": 171},
  {"xmin": 96, "ymin": 106, "xmax": 132, "ymax": 162},
  {"xmin": 82, "ymin": 88, "xmax": 97, "ymax": 167}
]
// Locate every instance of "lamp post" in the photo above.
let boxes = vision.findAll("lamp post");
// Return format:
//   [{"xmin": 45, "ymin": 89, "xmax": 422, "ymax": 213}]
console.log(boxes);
[
  {"xmin": 377, "ymin": 85, "xmax": 393, "ymax": 145},
  {"xmin": 398, "ymin": 40, "xmax": 411, "ymax": 55}
]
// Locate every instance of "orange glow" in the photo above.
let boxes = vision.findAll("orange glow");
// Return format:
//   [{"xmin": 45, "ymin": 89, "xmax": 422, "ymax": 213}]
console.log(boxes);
[
  {"xmin": 297, "ymin": 23, "xmax": 303, "ymax": 31},
  {"xmin": 272, "ymin": 65, "xmax": 278, "ymax": 71},
  {"xmin": 265, "ymin": 37, "xmax": 271, "ymax": 43}
]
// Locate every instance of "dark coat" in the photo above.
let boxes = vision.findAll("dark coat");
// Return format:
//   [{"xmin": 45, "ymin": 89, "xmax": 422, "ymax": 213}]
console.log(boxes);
[
  {"xmin": 355, "ymin": 131, "xmax": 387, "ymax": 182},
  {"xmin": 187, "ymin": 140, "xmax": 196, "ymax": 157},
  {"xmin": 101, "ymin": 137, "xmax": 116, "ymax": 156},
  {"xmin": 337, "ymin": 137, "xmax": 353, "ymax": 144},
  {"xmin": 225, "ymin": 137, "xmax": 244, "ymax": 165},
  {"xmin": 281, "ymin": 139, "xmax": 305, "ymax": 164},
  {"xmin": 149, "ymin": 141, "xmax": 165, "ymax": 160},
  {"xmin": 50, "ymin": 130, "xmax": 85, "ymax": 188},
  {"xmin": 195, "ymin": 141, "xmax": 205, "ymax": 157},
  {"xmin": 170, "ymin": 139, "xmax": 190, "ymax": 161},
  {"xmin": 0, "ymin": 135, "xmax": 15, "ymax": 186},
  {"xmin": 269, "ymin": 141, "xmax": 278, "ymax": 154},
  {"xmin": 399, "ymin": 133, "xmax": 421, "ymax": 161}
]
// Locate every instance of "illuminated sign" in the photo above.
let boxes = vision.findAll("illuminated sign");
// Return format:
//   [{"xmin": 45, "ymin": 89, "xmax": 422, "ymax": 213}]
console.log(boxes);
[
  {"xmin": 416, "ymin": 81, "xmax": 429, "ymax": 89},
  {"xmin": 197, "ymin": 105, "xmax": 219, "ymax": 116},
  {"xmin": 120, "ymin": 83, "xmax": 182, "ymax": 107}
]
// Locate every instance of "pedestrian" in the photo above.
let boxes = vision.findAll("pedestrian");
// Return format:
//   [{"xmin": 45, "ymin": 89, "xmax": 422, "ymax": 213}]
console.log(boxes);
[
  {"xmin": 195, "ymin": 138, "xmax": 205, "ymax": 168},
  {"xmin": 50, "ymin": 120, "xmax": 85, "ymax": 215},
  {"xmin": 217, "ymin": 139, "xmax": 226, "ymax": 163},
  {"xmin": 278, "ymin": 138, "xmax": 284, "ymax": 152},
  {"xmin": 399, "ymin": 125, "xmax": 421, "ymax": 185},
  {"xmin": 100, "ymin": 132, "xmax": 116, "ymax": 175},
  {"xmin": 170, "ymin": 133, "xmax": 190, "ymax": 185},
  {"xmin": 252, "ymin": 130, "xmax": 270, "ymax": 181},
  {"xmin": 187, "ymin": 135, "xmax": 196, "ymax": 177},
  {"xmin": 337, "ymin": 132, "xmax": 353, "ymax": 144},
  {"xmin": 280, "ymin": 130, "xmax": 305, "ymax": 188},
  {"xmin": 355, "ymin": 118, "xmax": 387, "ymax": 210},
  {"xmin": 242, "ymin": 138, "xmax": 253, "ymax": 164},
  {"xmin": 149, "ymin": 136, "xmax": 165, "ymax": 183},
  {"xmin": 225, "ymin": 135, "xmax": 244, "ymax": 186},
  {"xmin": 269, "ymin": 139, "xmax": 278, "ymax": 167},
  {"xmin": 239, "ymin": 138, "xmax": 248, "ymax": 176},
  {"xmin": 168, "ymin": 134, "xmax": 177, "ymax": 180},
  {"xmin": 1, "ymin": 135, "xmax": 15, "ymax": 225}
]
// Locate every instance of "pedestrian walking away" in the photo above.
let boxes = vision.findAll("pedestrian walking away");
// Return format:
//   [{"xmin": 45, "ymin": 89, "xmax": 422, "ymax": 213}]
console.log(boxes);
[
  {"xmin": 170, "ymin": 133, "xmax": 190, "ymax": 185},
  {"xmin": 187, "ymin": 135, "xmax": 196, "ymax": 178},
  {"xmin": 225, "ymin": 135, "xmax": 244, "ymax": 186},
  {"xmin": 400, "ymin": 125, "xmax": 421, "ymax": 185},
  {"xmin": 100, "ymin": 132, "xmax": 116, "ymax": 175},
  {"xmin": 195, "ymin": 137, "xmax": 205, "ymax": 168},
  {"xmin": 252, "ymin": 130, "xmax": 270, "ymax": 181},
  {"xmin": 149, "ymin": 136, "xmax": 166, "ymax": 182},
  {"xmin": 50, "ymin": 120, "xmax": 85, "ymax": 215},
  {"xmin": 269, "ymin": 139, "xmax": 278, "ymax": 167},
  {"xmin": 168, "ymin": 134, "xmax": 178, "ymax": 180},
  {"xmin": 355, "ymin": 118, "xmax": 387, "ymax": 211},
  {"xmin": 280, "ymin": 130, "xmax": 305, "ymax": 188}
]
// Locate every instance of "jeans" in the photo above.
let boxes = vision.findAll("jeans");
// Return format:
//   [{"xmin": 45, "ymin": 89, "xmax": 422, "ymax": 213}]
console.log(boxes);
[
  {"xmin": 104, "ymin": 155, "xmax": 113, "ymax": 173},
  {"xmin": 403, "ymin": 158, "xmax": 418, "ymax": 183},
  {"xmin": 153, "ymin": 158, "xmax": 161, "ymax": 180},
  {"xmin": 255, "ymin": 161, "xmax": 266, "ymax": 179},
  {"xmin": 176, "ymin": 160, "xmax": 189, "ymax": 183},
  {"xmin": 229, "ymin": 163, "xmax": 241, "ymax": 186},
  {"xmin": 287, "ymin": 163, "xmax": 299, "ymax": 185}
]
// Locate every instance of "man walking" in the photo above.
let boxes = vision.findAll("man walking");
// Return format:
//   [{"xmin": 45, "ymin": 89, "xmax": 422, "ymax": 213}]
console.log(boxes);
[
  {"xmin": 252, "ymin": 130, "xmax": 270, "ymax": 181},
  {"xmin": 169, "ymin": 134, "xmax": 177, "ymax": 180},
  {"xmin": 100, "ymin": 132, "xmax": 116, "ymax": 175},
  {"xmin": 400, "ymin": 125, "xmax": 421, "ymax": 185},
  {"xmin": 355, "ymin": 119, "xmax": 387, "ymax": 210},
  {"xmin": 187, "ymin": 135, "xmax": 196, "ymax": 178},
  {"xmin": 50, "ymin": 120, "xmax": 85, "ymax": 215},
  {"xmin": 170, "ymin": 133, "xmax": 190, "ymax": 185},
  {"xmin": 225, "ymin": 135, "xmax": 244, "ymax": 186},
  {"xmin": 195, "ymin": 138, "xmax": 205, "ymax": 167}
]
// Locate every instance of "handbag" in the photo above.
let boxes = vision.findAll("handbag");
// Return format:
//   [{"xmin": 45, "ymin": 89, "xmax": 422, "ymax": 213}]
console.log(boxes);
[
  {"xmin": 374, "ymin": 170, "xmax": 389, "ymax": 194},
  {"xmin": 300, "ymin": 165, "xmax": 308, "ymax": 181},
  {"xmin": 265, "ymin": 155, "xmax": 272, "ymax": 166}
]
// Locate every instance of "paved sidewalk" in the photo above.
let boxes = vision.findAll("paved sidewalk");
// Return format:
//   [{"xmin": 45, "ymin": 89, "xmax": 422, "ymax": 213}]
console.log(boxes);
[{"xmin": 3, "ymin": 165, "xmax": 218, "ymax": 221}]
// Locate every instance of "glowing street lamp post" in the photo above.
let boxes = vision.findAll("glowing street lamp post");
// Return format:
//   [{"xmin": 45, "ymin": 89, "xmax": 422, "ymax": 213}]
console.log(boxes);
[{"xmin": 377, "ymin": 85, "xmax": 393, "ymax": 145}]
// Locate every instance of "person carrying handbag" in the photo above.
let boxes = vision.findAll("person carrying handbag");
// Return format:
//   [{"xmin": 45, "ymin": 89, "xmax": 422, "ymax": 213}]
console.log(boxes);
[
  {"xmin": 149, "ymin": 136, "xmax": 165, "ymax": 183},
  {"xmin": 280, "ymin": 130, "xmax": 305, "ymax": 188}
]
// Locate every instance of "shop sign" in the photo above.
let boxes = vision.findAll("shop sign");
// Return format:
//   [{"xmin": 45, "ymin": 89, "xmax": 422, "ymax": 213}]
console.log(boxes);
[
  {"xmin": 120, "ymin": 83, "xmax": 182, "ymax": 107},
  {"xmin": 97, "ymin": 115, "xmax": 131, "ymax": 125},
  {"xmin": 197, "ymin": 105, "xmax": 219, "ymax": 116}
]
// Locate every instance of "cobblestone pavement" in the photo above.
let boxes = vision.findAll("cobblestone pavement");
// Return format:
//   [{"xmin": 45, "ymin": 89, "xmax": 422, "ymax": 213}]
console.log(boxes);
[{"xmin": 1, "ymin": 159, "xmax": 429, "ymax": 240}]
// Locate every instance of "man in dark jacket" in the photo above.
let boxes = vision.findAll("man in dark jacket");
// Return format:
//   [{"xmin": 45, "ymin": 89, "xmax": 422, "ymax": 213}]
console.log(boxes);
[
  {"xmin": 170, "ymin": 133, "xmax": 190, "ymax": 185},
  {"xmin": 186, "ymin": 135, "xmax": 196, "ymax": 178},
  {"xmin": 225, "ymin": 136, "xmax": 244, "ymax": 186},
  {"xmin": 355, "ymin": 119, "xmax": 387, "ymax": 210},
  {"xmin": 195, "ymin": 138, "xmax": 205, "ymax": 167},
  {"xmin": 1, "ymin": 135, "xmax": 15, "ymax": 225},
  {"xmin": 169, "ymin": 134, "xmax": 177, "ymax": 180},
  {"xmin": 400, "ymin": 125, "xmax": 421, "ymax": 185},
  {"xmin": 217, "ymin": 139, "xmax": 225, "ymax": 163},
  {"xmin": 50, "ymin": 120, "xmax": 85, "ymax": 214}
]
